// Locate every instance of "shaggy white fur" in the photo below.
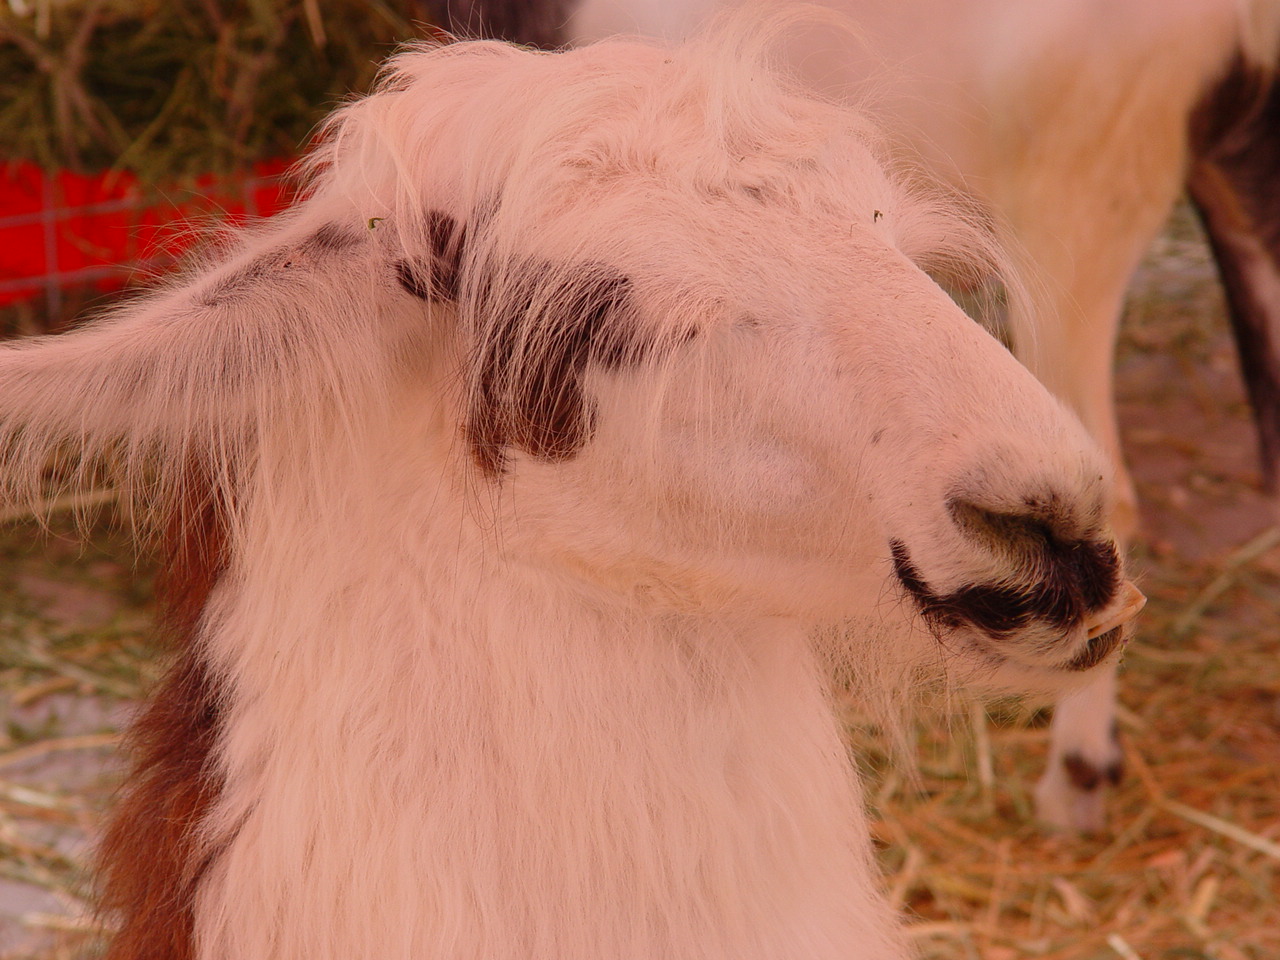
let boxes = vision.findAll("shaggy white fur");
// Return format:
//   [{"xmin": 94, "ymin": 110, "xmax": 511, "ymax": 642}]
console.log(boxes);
[{"xmin": 1, "ymin": 20, "xmax": 1141, "ymax": 960}]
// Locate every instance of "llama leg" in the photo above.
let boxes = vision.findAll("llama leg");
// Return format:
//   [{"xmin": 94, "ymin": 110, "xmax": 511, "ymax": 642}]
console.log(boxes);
[
  {"xmin": 1028, "ymin": 320, "xmax": 1132, "ymax": 831},
  {"xmin": 1028, "ymin": 313, "xmax": 1132, "ymax": 832},
  {"xmin": 1033, "ymin": 664, "xmax": 1123, "ymax": 832},
  {"xmin": 1025, "ymin": 291, "xmax": 1133, "ymax": 832},
  {"xmin": 1004, "ymin": 203, "xmax": 1162, "ymax": 831},
  {"xmin": 1188, "ymin": 160, "xmax": 1280, "ymax": 496}
]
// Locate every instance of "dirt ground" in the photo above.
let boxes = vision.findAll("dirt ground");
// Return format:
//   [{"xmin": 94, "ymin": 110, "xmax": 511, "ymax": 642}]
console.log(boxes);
[{"xmin": 0, "ymin": 206, "xmax": 1277, "ymax": 958}]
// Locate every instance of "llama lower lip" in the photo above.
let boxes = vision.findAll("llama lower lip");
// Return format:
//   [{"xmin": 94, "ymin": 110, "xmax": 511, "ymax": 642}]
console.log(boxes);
[
  {"xmin": 1061, "ymin": 625, "xmax": 1125, "ymax": 672},
  {"xmin": 966, "ymin": 622, "xmax": 1125, "ymax": 674}
]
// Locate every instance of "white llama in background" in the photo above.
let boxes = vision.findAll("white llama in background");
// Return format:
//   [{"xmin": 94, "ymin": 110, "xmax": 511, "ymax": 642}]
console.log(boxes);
[{"xmin": 0, "ymin": 22, "xmax": 1142, "ymax": 960}]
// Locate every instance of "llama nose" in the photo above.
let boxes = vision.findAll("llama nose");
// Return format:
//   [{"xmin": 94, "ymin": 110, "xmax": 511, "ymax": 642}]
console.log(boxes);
[{"xmin": 946, "ymin": 495, "xmax": 1144, "ymax": 632}]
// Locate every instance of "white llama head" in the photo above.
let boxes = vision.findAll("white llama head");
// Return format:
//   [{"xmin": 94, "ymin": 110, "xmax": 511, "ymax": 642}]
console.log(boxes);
[{"xmin": 0, "ymin": 25, "xmax": 1139, "ymax": 694}]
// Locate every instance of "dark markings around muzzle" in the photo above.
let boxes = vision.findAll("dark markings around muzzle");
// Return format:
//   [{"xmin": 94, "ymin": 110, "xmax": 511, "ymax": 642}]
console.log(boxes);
[{"xmin": 889, "ymin": 520, "xmax": 1122, "ymax": 664}]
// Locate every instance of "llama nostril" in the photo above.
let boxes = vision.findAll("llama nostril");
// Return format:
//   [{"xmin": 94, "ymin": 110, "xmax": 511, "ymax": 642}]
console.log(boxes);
[
  {"xmin": 948, "ymin": 497, "xmax": 1063, "ymax": 556},
  {"xmin": 944, "ymin": 494, "xmax": 1126, "ymax": 630},
  {"xmin": 949, "ymin": 493, "xmax": 1117, "ymax": 576}
]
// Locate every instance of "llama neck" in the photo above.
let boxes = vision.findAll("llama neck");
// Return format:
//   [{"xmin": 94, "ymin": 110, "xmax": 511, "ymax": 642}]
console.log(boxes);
[{"xmin": 196, "ymin": 512, "xmax": 906, "ymax": 960}]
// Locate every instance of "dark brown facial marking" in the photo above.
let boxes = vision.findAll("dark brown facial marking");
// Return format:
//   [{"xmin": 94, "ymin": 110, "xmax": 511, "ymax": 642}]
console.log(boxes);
[
  {"xmin": 396, "ymin": 260, "xmax": 435, "ymax": 300},
  {"xmin": 1188, "ymin": 51, "xmax": 1280, "ymax": 491},
  {"xmin": 948, "ymin": 498, "xmax": 1119, "ymax": 613},
  {"xmin": 891, "ymin": 540, "xmax": 1038, "ymax": 636},
  {"xmin": 465, "ymin": 262, "xmax": 645, "ymax": 475},
  {"xmin": 890, "ymin": 528, "xmax": 1121, "ymax": 642},
  {"xmin": 395, "ymin": 211, "xmax": 467, "ymax": 303},
  {"xmin": 96, "ymin": 472, "xmax": 230, "ymax": 960},
  {"xmin": 389, "ymin": 208, "xmax": 660, "ymax": 476},
  {"xmin": 1062, "ymin": 752, "xmax": 1124, "ymax": 793}
]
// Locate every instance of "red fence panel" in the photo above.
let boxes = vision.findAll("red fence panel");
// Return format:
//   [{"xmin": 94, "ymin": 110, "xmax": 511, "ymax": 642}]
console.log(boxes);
[{"xmin": 0, "ymin": 159, "xmax": 294, "ymax": 316}]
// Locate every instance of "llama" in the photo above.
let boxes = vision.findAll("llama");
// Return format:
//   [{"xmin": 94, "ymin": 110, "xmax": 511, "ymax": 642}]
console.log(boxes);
[
  {"xmin": 482, "ymin": 0, "xmax": 1280, "ymax": 832},
  {"xmin": 1, "ymin": 25, "xmax": 1145, "ymax": 960}
]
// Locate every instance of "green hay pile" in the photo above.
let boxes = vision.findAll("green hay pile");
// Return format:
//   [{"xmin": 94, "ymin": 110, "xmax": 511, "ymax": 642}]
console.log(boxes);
[{"xmin": 0, "ymin": 0, "xmax": 430, "ymax": 183}]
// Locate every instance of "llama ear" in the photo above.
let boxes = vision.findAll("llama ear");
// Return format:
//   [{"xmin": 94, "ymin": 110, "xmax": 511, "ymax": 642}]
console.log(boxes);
[
  {"xmin": 464, "ymin": 262, "xmax": 641, "ymax": 475},
  {"xmin": 0, "ymin": 220, "xmax": 383, "ymax": 509},
  {"xmin": 394, "ymin": 211, "xmax": 468, "ymax": 302}
]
